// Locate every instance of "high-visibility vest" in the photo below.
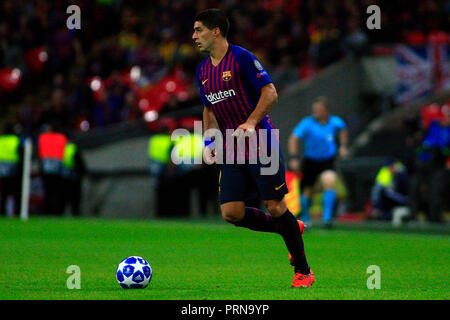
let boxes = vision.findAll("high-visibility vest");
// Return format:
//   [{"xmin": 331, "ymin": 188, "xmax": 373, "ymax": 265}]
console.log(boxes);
[
  {"xmin": 174, "ymin": 133, "xmax": 203, "ymax": 161},
  {"xmin": 38, "ymin": 132, "xmax": 67, "ymax": 175},
  {"xmin": 0, "ymin": 135, "xmax": 20, "ymax": 163},
  {"xmin": 375, "ymin": 167, "xmax": 392, "ymax": 187},
  {"xmin": 38, "ymin": 132, "xmax": 67, "ymax": 160},
  {"xmin": 63, "ymin": 143, "xmax": 77, "ymax": 169},
  {"xmin": 148, "ymin": 134, "xmax": 173, "ymax": 164},
  {"xmin": 375, "ymin": 162, "xmax": 405, "ymax": 187}
]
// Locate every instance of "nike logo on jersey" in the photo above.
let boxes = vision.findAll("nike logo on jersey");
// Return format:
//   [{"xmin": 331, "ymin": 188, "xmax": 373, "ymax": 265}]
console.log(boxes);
[
  {"xmin": 202, "ymin": 79, "xmax": 208, "ymax": 85},
  {"xmin": 275, "ymin": 182, "xmax": 286, "ymax": 190}
]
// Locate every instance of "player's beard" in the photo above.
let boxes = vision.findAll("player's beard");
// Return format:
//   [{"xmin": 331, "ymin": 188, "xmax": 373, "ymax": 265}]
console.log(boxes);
[
  {"xmin": 198, "ymin": 45, "xmax": 210, "ymax": 54},
  {"xmin": 197, "ymin": 40, "xmax": 213, "ymax": 54}
]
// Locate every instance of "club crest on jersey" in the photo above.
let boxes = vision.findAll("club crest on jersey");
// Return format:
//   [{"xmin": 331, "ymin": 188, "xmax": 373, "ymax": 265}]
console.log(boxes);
[{"xmin": 222, "ymin": 70, "xmax": 232, "ymax": 81}]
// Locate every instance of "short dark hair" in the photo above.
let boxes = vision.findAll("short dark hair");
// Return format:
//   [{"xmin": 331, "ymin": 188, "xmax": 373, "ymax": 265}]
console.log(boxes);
[
  {"xmin": 195, "ymin": 9, "xmax": 230, "ymax": 38},
  {"xmin": 313, "ymin": 96, "xmax": 329, "ymax": 109}
]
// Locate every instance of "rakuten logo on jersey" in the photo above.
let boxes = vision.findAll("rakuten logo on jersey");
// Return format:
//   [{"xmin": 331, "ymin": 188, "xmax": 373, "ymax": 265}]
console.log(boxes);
[{"xmin": 206, "ymin": 89, "xmax": 236, "ymax": 104}]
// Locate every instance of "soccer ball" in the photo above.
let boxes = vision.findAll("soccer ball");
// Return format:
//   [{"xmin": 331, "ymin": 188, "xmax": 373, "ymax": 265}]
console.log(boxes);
[{"xmin": 116, "ymin": 256, "xmax": 152, "ymax": 289}]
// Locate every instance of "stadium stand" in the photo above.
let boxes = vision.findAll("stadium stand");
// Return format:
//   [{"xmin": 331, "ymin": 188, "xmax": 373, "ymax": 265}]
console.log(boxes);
[
  {"xmin": 1, "ymin": 0, "xmax": 448, "ymax": 134},
  {"xmin": 0, "ymin": 0, "xmax": 448, "ymax": 222}
]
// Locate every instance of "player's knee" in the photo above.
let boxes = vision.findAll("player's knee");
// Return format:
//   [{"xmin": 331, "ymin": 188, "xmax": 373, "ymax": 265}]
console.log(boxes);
[
  {"xmin": 320, "ymin": 170, "xmax": 336, "ymax": 189},
  {"xmin": 220, "ymin": 202, "xmax": 245, "ymax": 224},
  {"xmin": 264, "ymin": 199, "xmax": 287, "ymax": 218},
  {"xmin": 221, "ymin": 209, "xmax": 243, "ymax": 224}
]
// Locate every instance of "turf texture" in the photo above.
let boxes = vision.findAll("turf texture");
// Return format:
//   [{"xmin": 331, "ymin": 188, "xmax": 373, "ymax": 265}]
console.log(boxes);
[{"xmin": 0, "ymin": 217, "xmax": 448, "ymax": 300}]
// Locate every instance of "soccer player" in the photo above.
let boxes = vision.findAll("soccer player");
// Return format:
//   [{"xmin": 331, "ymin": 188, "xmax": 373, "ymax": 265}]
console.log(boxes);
[
  {"xmin": 193, "ymin": 9, "xmax": 314, "ymax": 288},
  {"xmin": 288, "ymin": 96, "xmax": 349, "ymax": 228}
]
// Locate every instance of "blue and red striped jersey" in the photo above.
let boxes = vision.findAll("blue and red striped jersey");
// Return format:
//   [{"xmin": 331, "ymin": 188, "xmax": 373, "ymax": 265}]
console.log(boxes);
[
  {"xmin": 196, "ymin": 44, "xmax": 280, "ymax": 163},
  {"xmin": 196, "ymin": 44, "xmax": 277, "ymax": 133}
]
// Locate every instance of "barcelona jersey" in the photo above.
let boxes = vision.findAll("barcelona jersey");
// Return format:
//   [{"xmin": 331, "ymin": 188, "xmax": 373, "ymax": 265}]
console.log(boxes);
[
  {"xmin": 196, "ymin": 44, "xmax": 277, "ymax": 133},
  {"xmin": 196, "ymin": 44, "xmax": 288, "ymax": 202},
  {"xmin": 196, "ymin": 44, "xmax": 279, "ymax": 161}
]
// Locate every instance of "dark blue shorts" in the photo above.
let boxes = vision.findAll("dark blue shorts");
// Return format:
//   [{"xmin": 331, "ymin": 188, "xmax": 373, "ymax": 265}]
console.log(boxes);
[{"xmin": 218, "ymin": 154, "xmax": 289, "ymax": 204}]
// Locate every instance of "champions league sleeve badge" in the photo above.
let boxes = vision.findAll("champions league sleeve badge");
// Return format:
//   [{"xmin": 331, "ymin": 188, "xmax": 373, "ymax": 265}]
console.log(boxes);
[{"xmin": 254, "ymin": 59, "xmax": 264, "ymax": 71}]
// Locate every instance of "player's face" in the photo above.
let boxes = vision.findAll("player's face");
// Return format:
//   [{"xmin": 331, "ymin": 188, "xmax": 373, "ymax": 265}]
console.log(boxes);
[
  {"xmin": 192, "ymin": 21, "xmax": 215, "ymax": 53},
  {"xmin": 312, "ymin": 102, "xmax": 329, "ymax": 121}
]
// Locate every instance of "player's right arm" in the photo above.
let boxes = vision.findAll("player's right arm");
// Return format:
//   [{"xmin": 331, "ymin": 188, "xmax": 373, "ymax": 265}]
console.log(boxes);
[
  {"xmin": 203, "ymin": 106, "xmax": 219, "ymax": 164},
  {"xmin": 288, "ymin": 118, "xmax": 307, "ymax": 172},
  {"xmin": 203, "ymin": 105, "xmax": 219, "ymax": 133},
  {"xmin": 197, "ymin": 63, "xmax": 220, "ymax": 163},
  {"xmin": 288, "ymin": 134, "xmax": 302, "ymax": 172}
]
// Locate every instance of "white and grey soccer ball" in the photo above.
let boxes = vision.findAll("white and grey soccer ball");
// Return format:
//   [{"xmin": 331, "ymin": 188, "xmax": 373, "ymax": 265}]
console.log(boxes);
[{"xmin": 116, "ymin": 256, "xmax": 152, "ymax": 289}]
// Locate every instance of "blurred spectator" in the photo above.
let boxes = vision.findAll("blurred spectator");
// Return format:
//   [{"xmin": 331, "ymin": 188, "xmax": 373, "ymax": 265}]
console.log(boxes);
[
  {"xmin": 48, "ymin": 22, "xmax": 75, "ymax": 75},
  {"xmin": 38, "ymin": 123, "xmax": 67, "ymax": 215},
  {"xmin": 341, "ymin": 15, "xmax": 369, "ymax": 57},
  {"xmin": 107, "ymin": 81, "xmax": 126, "ymax": 124},
  {"xmin": 0, "ymin": 33, "xmax": 25, "ymax": 72},
  {"xmin": 370, "ymin": 158, "xmax": 410, "ymax": 222},
  {"xmin": 39, "ymin": 88, "xmax": 71, "ymax": 130},
  {"xmin": 62, "ymin": 139, "xmax": 86, "ymax": 217},
  {"xmin": 427, "ymin": 156, "xmax": 450, "ymax": 223},
  {"xmin": 67, "ymin": 71, "xmax": 95, "ymax": 124},
  {"xmin": 410, "ymin": 104, "xmax": 450, "ymax": 223},
  {"xmin": 92, "ymin": 89, "xmax": 110, "ymax": 128},
  {"xmin": 169, "ymin": 124, "xmax": 203, "ymax": 216},
  {"xmin": 172, "ymin": 121, "xmax": 218, "ymax": 216},
  {"xmin": 307, "ymin": 9, "xmax": 342, "ymax": 68},
  {"xmin": 147, "ymin": 121, "xmax": 180, "ymax": 217},
  {"xmin": 122, "ymin": 90, "xmax": 142, "ymax": 122},
  {"xmin": 0, "ymin": 122, "xmax": 23, "ymax": 216},
  {"xmin": 148, "ymin": 122, "xmax": 174, "ymax": 184},
  {"xmin": 271, "ymin": 54, "xmax": 299, "ymax": 91}
]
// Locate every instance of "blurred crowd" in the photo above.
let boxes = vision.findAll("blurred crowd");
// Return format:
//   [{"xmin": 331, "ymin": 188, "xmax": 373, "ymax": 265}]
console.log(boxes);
[
  {"xmin": 405, "ymin": 101, "xmax": 450, "ymax": 223},
  {"xmin": 369, "ymin": 100, "xmax": 450, "ymax": 224},
  {"xmin": 0, "ymin": 122, "xmax": 86, "ymax": 217},
  {"xmin": 1, "ymin": 0, "xmax": 449, "ymax": 220},
  {"xmin": 1, "ymin": 0, "xmax": 449, "ymax": 136}
]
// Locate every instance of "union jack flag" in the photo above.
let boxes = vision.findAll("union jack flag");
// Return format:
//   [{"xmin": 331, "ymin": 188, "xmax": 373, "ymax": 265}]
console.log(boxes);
[
  {"xmin": 395, "ymin": 44, "xmax": 450, "ymax": 104},
  {"xmin": 394, "ymin": 45, "xmax": 433, "ymax": 104},
  {"xmin": 432, "ymin": 44, "xmax": 450, "ymax": 91}
]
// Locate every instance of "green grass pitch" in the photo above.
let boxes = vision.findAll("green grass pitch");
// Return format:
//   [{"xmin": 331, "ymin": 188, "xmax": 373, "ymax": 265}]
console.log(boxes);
[{"xmin": 0, "ymin": 217, "xmax": 448, "ymax": 300}]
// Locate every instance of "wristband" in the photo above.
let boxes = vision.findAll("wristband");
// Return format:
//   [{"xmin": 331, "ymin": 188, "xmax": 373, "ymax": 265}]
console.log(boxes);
[{"xmin": 205, "ymin": 137, "xmax": 214, "ymax": 148}]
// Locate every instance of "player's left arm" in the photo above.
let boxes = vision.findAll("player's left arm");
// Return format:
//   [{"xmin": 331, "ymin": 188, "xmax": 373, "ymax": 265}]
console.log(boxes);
[
  {"xmin": 238, "ymin": 83, "xmax": 278, "ymax": 132},
  {"xmin": 338, "ymin": 127, "xmax": 349, "ymax": 158},
  {"xmin": 233, "ymin": 49, "xmax": 277, "ymax": 137}
]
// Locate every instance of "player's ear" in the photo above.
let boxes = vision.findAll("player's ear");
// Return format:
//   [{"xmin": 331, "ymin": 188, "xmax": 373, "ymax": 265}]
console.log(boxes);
[{"xmin": 213, "ymin": 27, "xmax": 221, "ymax": 38}]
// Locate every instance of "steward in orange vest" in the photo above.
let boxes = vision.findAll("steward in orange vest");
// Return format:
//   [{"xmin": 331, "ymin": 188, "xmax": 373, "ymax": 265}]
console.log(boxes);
[{"xmin": 38, "ymin": 124, "xmax": 67, "ymax": 215}]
